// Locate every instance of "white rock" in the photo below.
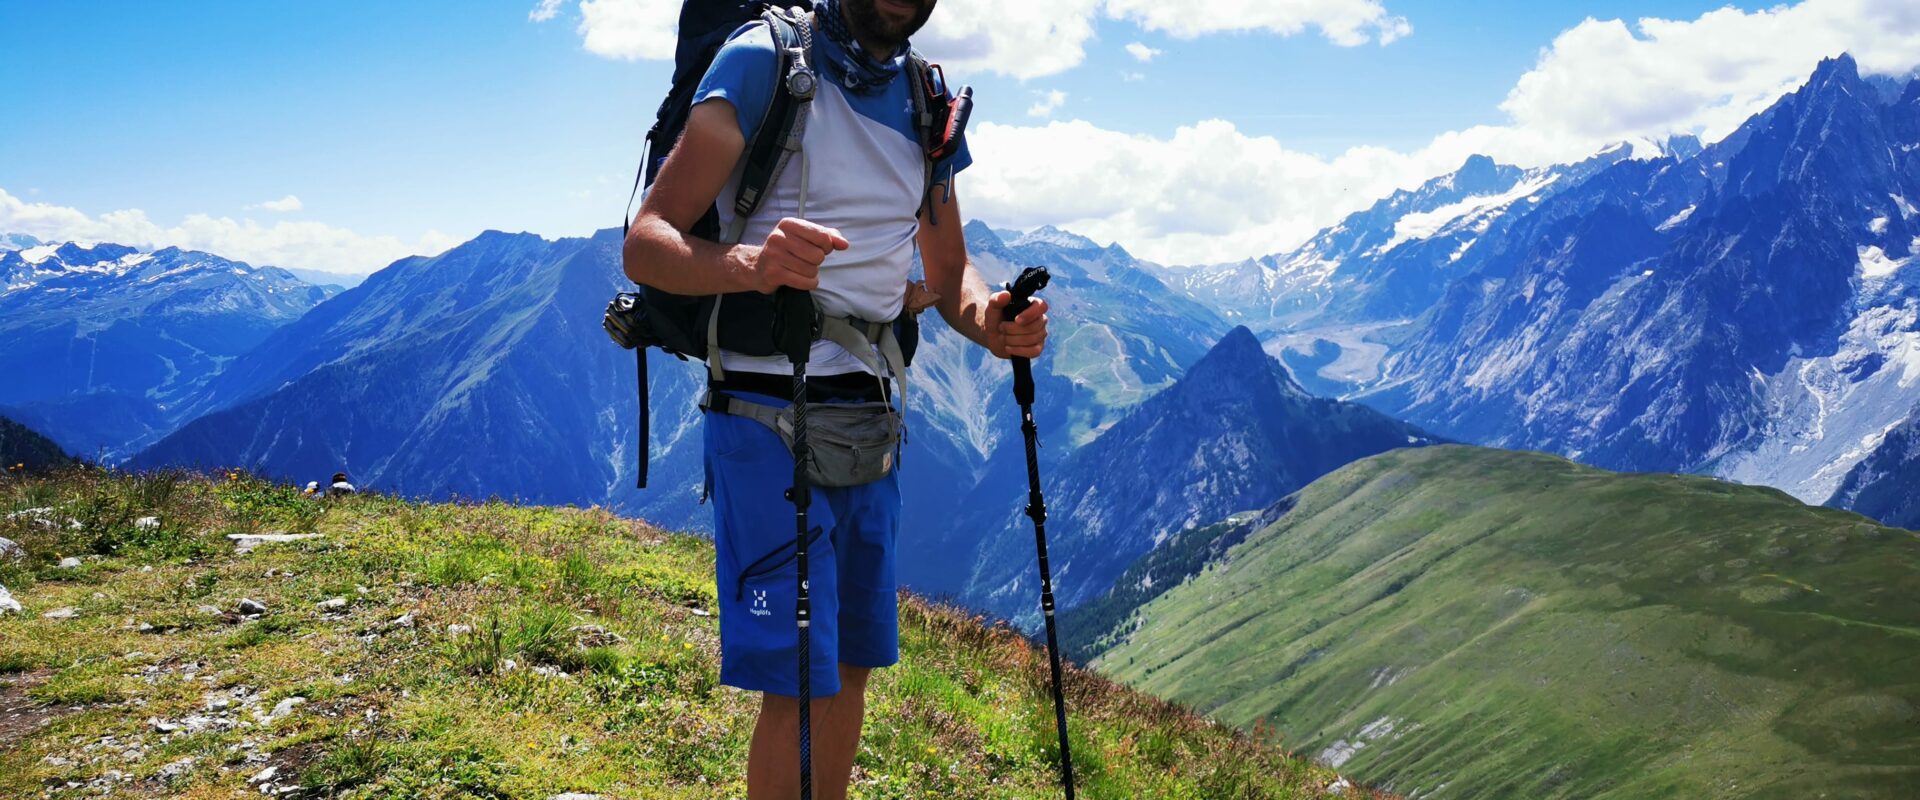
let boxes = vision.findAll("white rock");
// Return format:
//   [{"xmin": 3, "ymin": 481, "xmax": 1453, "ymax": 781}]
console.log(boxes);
[
  {"xmin": 42, "ymin": 606, "xmax": 77, "ymax": 619},
  {"xmin": 158, "ymin": 756, "xmax": 197, "ymax": 782},
  {"xmin": 1328, "ymin": 777, "xmax": 1353, "ymax": 795},
  {"xmin": 238, "ymin": 598, "xmax": 269, "ymax": 615},
  {"xmin": 0, "ymin": 585, "xmax": 20, "ymax": 616},
  {"xmin": 134, "ymin": 517, "xmax": 161, "ymax": 531},
  {"xmin": 446, "ymin": 624, "xmax": 473, "ymax": 635},
  {"xmin": 227, "ymin": 533, "xmax": 322, "ymax": 555},
  {"xmin": 266, "ymin": 697, "xmax": 306, "ymax": 721},
  {"xmin": 58, "ymin": 557, "xmax": 82, "ymax": 569},
  {"xmin": 197, "ymin": 605, "xmax": 223, "ymax": 616},
  {"xmin": 551, "ymin": 794, "xmax": 607, "ymax": 800},
  {"xmin": 0, "ymin": 536, "xmax": 24, "ymax": 562},
  {"xmin": 248, "ymin": 766, "xmax": 279, "ymax": 785},
  {"xmin": 151, "ymin": 718, "xmax": 182, "ymax": 734},
  {"xmin": 317, "ymin": 597, "xmax": 348, "ymax": 611},
  {"xmin": 390, "ymin": 613, "xmax": 416, "ymax": 629}
]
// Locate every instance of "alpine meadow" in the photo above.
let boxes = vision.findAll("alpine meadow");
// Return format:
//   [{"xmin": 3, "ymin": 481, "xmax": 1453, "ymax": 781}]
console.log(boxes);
[{"xmin": 5, "ymin": 1, "xmax": 1920, "ymax": 799}]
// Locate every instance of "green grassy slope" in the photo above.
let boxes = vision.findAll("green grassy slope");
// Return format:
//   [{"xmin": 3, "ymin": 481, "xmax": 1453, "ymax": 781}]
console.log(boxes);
[
  {"xmin": 1092, "ymin": 446, "xmax": 1920, "ymax": 800},
  {"xmin": 0, "ymin": 468, "xmax": 1371, "ymax": 799}
]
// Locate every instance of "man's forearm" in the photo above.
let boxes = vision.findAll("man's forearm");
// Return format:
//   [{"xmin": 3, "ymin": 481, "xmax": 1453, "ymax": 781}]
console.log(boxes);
[
  {"xmin": 622, "ymin": 213, "xmax": 757, "ymax": 296},
  {"xmin": 937, "ymin": 257, "xmax": 997, "ymax": 348}
]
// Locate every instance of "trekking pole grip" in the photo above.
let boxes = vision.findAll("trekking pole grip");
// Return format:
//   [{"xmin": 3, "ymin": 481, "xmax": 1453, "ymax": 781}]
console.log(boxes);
[{"xmin": 1003, "ymin": 267, "xmax": 1050, "ymax": 406}]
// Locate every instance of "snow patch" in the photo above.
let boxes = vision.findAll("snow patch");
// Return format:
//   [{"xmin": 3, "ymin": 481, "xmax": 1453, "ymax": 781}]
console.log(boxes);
[
  {"xmin": 1895, "ymin": 194, "xmax": 1919, "ymax": 220},
  {"xmin": 1383, "ymin": 176, "xmax": 1556, "ymax": 252},
  {"xmin": 1657, "ymin": 205, "xmax": 1696, "ymax": 231},
  {"xmin": 1859, "ymin": 245, "xmax": 1910, "ymax": 279},
  {"xmin": 1717, "ymin": 292, "xmax": 1920, "ymax": 501},
  {"xmin": 1870, "ymin": 216, "xmax": 1890, "ymax": 235},
  {"xmin": 19, "ymin": 244, "xmax": 60, "ymax": 264}
]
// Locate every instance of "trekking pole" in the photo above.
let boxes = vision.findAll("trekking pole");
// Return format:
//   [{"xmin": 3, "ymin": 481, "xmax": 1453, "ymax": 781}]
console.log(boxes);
[
  {"xmin": 1002, "ymin": 266, "xmax": 1076, "ymax": 799},
  {"xmin": 773, "ymin": 285, "xmax": 820, "ymax": 800}
]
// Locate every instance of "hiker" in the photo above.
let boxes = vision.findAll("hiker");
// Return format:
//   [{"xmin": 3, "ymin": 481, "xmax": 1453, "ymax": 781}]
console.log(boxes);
[
  {"xmin": 621, "ymin": 1, "xmax": 1048, "ymax": 797},
  {"xmin": 326, "ymin": 472, "xmax": 356, "ymax": 498}
]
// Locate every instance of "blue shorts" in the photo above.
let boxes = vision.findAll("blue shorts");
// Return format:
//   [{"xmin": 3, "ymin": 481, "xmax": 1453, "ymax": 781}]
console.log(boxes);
[{"xmin": 706, "ymin": 391, "xmax": 901, "ymax": 698}]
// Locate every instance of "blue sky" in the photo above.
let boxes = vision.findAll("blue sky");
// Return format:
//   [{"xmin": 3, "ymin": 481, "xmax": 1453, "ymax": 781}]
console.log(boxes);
[{"xmin": 1, "ymin": 0, "xmax": 1908, "ymax": 272}]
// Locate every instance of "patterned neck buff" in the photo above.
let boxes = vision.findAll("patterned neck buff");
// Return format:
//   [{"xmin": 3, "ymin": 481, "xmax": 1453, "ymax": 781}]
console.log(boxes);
[{"xmin": 813, "ymin": 0, "xmax": 908, "ymax": 96}]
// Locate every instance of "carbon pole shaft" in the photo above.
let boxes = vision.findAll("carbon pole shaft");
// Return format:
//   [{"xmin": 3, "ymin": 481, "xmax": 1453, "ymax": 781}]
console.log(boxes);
[
  {"xmin": 791, "ymin": 361, "xmax": 813, "ymax": 800},
  {"xmin": 1015, "ymin": 356, "xmax": 1077, "ymax": 799},
  {"xmin": 776, "ymin": 286, "xmax": 817, "ymax": 800},
  {"xmin": 1002, "ymin": 266, "xmax": 1074, "ymax": 798}
]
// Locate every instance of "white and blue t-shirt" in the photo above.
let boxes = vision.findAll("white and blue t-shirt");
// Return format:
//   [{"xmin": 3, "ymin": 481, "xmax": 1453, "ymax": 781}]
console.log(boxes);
[{"xmin": 692, "ymin": 16, "xmax": 971, "ymax": 377}]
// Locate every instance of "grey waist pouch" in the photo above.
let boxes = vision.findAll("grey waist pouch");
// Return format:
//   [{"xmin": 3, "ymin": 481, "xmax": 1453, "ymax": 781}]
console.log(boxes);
[{"xmin": 702, "ymin": 393, "xmax": 900, "ymax": 487}]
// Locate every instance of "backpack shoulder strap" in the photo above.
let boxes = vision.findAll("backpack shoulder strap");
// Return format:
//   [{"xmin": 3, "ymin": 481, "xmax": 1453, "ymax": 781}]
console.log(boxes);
[
  {"xmin": 725, "ymin": 7, "xmax": 816, "ymax": 245},
  {"xmin": 905, "ymin": 49, "xmax": 940, "ymax": 223}
]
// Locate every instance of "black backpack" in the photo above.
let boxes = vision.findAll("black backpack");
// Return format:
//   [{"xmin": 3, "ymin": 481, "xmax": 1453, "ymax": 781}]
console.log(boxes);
[{"xmin": 604, "ymin": 0, "xmax": 968, "ymax": 488}]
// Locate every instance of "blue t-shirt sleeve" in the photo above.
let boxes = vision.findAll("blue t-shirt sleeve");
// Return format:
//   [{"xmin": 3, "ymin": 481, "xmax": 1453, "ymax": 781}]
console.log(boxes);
[{"xmin": 692, "ymin": 23, "xmax": 778, "ymax": 143}]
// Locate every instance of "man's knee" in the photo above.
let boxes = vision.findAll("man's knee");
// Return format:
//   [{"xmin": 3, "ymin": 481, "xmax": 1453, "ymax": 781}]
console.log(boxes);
[{"xmin": 838, "ymin": 664, "xmax": 871, "ymax": 694}]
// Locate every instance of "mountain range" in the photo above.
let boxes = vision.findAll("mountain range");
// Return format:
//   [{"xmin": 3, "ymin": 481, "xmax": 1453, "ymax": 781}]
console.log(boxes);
[
  {"xmin": 0, "ymin": 240, "xmax": 334, "ymax": 459},
  {"xmin": 1148, "ymin": 55, "xmax": 1920, "ymax": 528}
]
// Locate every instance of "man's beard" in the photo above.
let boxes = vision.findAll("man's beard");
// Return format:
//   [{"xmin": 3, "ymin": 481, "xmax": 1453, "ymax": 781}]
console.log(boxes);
[{"xmin": 841, "ymin": 0, "xmax": 934, "ymax": 53}]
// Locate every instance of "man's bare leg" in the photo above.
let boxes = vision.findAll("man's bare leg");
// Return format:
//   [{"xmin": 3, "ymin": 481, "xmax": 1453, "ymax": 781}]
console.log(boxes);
[{"xmin": 747, "ymin": 664, "xmax": 873, "ymax": 800}]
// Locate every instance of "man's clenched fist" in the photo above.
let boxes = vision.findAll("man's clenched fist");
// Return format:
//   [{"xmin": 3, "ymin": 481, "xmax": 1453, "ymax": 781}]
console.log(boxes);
[
  {"xmin": 985, "ymin": 290, "xmax": 1049, "ymax": 360},
  {"xmin": 746, "ymin": 217, "xmax": 848, "ymax": 293}
]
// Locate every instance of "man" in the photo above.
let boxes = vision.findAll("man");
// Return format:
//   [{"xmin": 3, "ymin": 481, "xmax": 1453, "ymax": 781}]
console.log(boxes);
[{"xmin": 622, "ymin": 0, "xmax": 1048, "ymax": 797}]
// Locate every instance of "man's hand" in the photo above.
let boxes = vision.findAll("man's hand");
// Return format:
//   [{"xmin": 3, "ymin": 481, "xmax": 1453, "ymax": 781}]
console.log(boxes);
[
  {"xmin": 985, "ymin": 290, "xmax": 1049, "ymax": 360},
  {"xmin": 744, "ymin": 217, "xmax": 848, "ymax": 293}
]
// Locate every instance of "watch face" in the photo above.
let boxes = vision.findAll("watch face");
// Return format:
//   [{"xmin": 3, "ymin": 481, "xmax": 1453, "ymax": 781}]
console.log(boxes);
[{"xmin": 788, "ymin": 70, "xmax": 816, "ymax": 99}]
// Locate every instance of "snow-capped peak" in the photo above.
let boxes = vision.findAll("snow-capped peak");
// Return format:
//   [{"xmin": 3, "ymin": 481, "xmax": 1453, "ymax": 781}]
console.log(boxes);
[{"xmin": 1012, "ymin": 225, "xmax": 1102, "ymax": 250}]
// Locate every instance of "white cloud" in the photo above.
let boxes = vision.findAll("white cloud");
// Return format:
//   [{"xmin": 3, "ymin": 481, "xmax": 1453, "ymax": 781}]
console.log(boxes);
[
  {"xmin": 0, "ymin": 188, "xmax": 457, "ymax": 276},
  {"xmin": 1104, "ymin": 0, "xmax": 1410, "ymax": 47},
  {"xmin": 572, "ymin": 0, "xmax": 680, "ymax": 61},
  {"xmin": 965, "ymin": 119, "xmax": 1476, "ymax": 264},
  {"xmin": 1026, "ymin": 90, "xmax": 1068, "ymax": 118},
  {"xmin": 903, "ymin": 0, "xmax": 1104, "ymax": 80},
  {"xmin": 1124, "ymin": 41, "xmax": 1161, "ymax": 62},
  {"xmin": 250, "ymin": 195, "xmax": 304, "ymax": 213},
  {"xmin": 1500, "ymin": 0, "xmax": 1920, "ymax": 145},
  {"xmin": 549, "ymin": 0, "xmax": 1407, "ymax": 78}
]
